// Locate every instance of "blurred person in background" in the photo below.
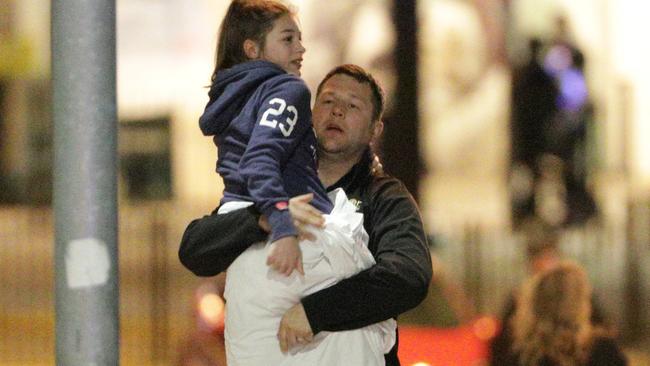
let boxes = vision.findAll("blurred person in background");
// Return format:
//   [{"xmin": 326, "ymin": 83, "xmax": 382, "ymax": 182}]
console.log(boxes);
[
  {"xmin": 179, "ymin": 63, "xmax": 432, "ymax": 366},
  {"xmin": 505, "ymin": 261, "xmax": 627, "ymax": 365},
  {"xmin": 510, "ymin": 15, "xmax": 598, "ymax": 229},
  {"xmin": 490, "ymin": 217, "xmax": 610, "ymax": 365},
  {"xmin": 542, "ymin": 16, "xmax": 597, "ymax": 226},
  {"xmin": 509, "ymin": 37, "xmax": 559, "ymax": 228},
  {"xmin": 510, "ymin": 38, "xmax": 558, "ymax": 227}
]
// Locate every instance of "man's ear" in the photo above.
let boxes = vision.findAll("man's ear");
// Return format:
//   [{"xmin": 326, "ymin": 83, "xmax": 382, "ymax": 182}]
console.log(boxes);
[{"xmin": 243, "ymin": 39, "xmax": 260, "ymax": 59}]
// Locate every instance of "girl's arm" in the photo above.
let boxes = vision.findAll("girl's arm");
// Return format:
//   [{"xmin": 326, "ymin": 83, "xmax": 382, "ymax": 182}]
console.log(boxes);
[{"xmin": 239, "ymin": 76, "xmax": 313, "ymax": 243}]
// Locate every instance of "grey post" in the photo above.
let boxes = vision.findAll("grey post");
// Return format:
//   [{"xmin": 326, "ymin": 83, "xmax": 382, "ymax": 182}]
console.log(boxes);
[{"xmin": 52, "ymin": 0, "xmax": 119, "ymax": 364}]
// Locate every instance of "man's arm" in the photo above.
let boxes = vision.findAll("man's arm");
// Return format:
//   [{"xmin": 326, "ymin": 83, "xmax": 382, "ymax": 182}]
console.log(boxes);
[
  {"xmin": 178, "ymin": 205, "xmax": 267, "ymax": 277},
  {"xmin": 301, "ymin": 178, "xmax": 433, "ymax": 332}
]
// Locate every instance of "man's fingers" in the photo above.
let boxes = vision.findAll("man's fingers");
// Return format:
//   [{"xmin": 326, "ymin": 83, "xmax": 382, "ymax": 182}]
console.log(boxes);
[
  {"xmin": 291, "ymin": 193, "xmax": 313, "ymax": 203},
  {"xmin": 296, "ymin": 334, "xmax": 312, "ymax": 344},
  {"xmin": 278, "ymin": 323, "xmax": 300, "ymax": 353},
  {"xmin": 278, "ymin": 327, "xmax": 288, "ymax": 353},
  {"xmin": 290, "ymin": 195, "xmax": 325, "ymax": 227},
  {"xmin": 286, "ymin": 332, "xmax": 299, "ymax": 351},
  {"xmin": 278, "ymin": 304, "xmax": 314, "ymax": 354},
  {"xmin": 297, "ymin": 205, "xmax": 325, "ymax": 227}
]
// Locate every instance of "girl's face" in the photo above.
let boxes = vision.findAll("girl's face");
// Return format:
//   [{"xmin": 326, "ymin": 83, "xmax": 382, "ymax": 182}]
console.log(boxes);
[{"xmin": 259, "ymin": 14, "xmax": 305, "ymax": 76}]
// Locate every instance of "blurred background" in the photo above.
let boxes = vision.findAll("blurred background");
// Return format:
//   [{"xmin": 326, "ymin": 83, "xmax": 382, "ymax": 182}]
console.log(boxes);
[{"xmin": 1, "ymin": 0, "xmax": 649, "ymax": 365}]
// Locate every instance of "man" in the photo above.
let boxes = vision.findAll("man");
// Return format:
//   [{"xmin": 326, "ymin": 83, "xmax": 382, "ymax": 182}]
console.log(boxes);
[{"xmin": 179, "ymin": 64, "xmax": 432, "ymax": 365}]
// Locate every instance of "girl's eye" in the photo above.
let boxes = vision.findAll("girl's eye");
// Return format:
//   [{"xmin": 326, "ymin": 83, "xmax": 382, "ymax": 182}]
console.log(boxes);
[
  {"xmin": 349, "ymin": 104, "xmax": 358, "ymax": 109},
  {"xmin": 284, "ymin": 36, "xmax": 293, "ymax": 42}
]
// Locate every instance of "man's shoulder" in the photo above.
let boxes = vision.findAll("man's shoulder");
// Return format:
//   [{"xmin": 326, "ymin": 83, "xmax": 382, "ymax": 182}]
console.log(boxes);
[
  {"xmin": 367, "ymin": 173, "xmax": 414, "ymax": 200},
  {"xmin": 359, "ymin": 173, "xmax": 421, "ymax": 221}
]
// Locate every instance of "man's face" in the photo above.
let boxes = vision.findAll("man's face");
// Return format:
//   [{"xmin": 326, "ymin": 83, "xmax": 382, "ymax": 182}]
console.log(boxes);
[{"xmin": 313, "ymin": 74, "xmax": 379, "ymax": 159}]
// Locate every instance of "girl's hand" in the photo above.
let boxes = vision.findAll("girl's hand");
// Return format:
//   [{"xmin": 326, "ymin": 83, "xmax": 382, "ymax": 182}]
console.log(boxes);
[{"xmin": 267, "ymin": 236, "xmax": 303, "ymax": 276}]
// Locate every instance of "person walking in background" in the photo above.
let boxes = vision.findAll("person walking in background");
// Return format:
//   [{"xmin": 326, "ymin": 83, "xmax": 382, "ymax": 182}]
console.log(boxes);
[
  {"xmin": 542, "ymin": 16, "xmax": 598, "ymax": 226},
  {"xmin": 509, "ymin": 37, "xmax": 559, "ymax": 227}
]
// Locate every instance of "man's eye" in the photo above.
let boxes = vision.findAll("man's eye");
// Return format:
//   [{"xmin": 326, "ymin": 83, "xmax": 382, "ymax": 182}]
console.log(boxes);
[
  {"xmin": 322, "ymin": 99, "xmax": 333, "ymax": 104},
  {"xmin": 284, "ymin": 36, "xmax": 293, "ymax": 42},
  {"xmin": 349, "ymin": 103, "xmax": 358, "ymax": 109}
]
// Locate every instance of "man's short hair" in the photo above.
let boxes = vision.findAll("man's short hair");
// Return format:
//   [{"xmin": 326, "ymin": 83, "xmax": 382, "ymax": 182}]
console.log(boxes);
[{"xmin": 316, "ymin": 64, "xmax": 385, "ymax": 123}]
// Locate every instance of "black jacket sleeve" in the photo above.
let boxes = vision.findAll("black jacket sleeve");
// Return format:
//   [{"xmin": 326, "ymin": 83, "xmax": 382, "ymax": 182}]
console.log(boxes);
[
  {"xmin": 301, "ymin": 178, "xmax": 432, "ymax": 333},
  {"xmin": 178, "ymin": 205, "xmax": 267, "ymax": 276}
]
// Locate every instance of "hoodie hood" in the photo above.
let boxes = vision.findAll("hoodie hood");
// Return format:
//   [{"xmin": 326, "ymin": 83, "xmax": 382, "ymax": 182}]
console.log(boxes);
[{"xmin": 199, "ymin": 60, "xmax": 286, "ymax": 136}]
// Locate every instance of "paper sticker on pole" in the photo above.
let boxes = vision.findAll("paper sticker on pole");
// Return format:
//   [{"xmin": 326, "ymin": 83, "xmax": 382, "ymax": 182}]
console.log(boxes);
[{"xmin": 65, "ymin": 238, "xmax": 110, "ymax": 289}]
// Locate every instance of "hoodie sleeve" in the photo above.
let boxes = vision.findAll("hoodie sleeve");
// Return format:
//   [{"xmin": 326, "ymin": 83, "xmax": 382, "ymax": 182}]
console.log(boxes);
[{"xmin": 239, "ymin": 76, "xmax": 313, "ymax": 243}]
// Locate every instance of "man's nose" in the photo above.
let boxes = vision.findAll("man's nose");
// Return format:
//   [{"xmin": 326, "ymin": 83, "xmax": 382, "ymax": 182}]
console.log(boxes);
[{"xmin": 331, "ymin": 104, "xmax": 344, "ymax": 118}]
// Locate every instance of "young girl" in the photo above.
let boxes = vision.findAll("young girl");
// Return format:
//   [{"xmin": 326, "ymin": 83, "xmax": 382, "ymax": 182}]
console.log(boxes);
[{"xmin": 198, "ymin": 1, "xmax": 395, "ymax": 365}]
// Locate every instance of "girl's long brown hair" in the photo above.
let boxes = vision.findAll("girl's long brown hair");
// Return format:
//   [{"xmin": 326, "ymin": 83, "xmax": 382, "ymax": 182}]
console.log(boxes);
[{"xmin": 211, "ymin": 0, "xmax": 292, "ymax": 85}]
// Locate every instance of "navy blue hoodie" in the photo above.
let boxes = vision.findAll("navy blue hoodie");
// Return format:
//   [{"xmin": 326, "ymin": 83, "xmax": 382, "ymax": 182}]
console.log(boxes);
[{"xmin": 199, "ymin": 60, "xmax": 332, "ymax": 242}]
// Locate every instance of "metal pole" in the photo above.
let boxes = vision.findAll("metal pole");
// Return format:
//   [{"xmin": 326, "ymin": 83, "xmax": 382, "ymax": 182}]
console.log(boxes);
[{"xmin": 52, "ymin": 0, "xmax": 119, "ymax": 364}]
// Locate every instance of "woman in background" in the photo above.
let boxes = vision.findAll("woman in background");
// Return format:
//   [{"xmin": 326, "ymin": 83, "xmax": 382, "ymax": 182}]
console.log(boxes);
[{"xmin": 507, "ymin": 261, "xmax": 627, "ymax": 366}]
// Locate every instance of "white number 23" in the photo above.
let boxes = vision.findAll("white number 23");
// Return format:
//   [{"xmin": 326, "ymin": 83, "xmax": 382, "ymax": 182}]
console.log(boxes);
[{"xmin": 259, "ymin": 98, "xmax": 298, "ymax": 137}]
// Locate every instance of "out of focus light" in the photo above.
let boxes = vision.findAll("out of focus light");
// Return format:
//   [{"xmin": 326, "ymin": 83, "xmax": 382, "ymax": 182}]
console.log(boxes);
[
  {"xmin": 411, "ymin": 362, "xmax": 432, "ymax": 366},
  {"xmin": 473, "ymin": 316, "xmax": 498, "ymax": 341},
  {"xmin": 199, "ymin": 293, "xmax": 224, "ymax": 327}
]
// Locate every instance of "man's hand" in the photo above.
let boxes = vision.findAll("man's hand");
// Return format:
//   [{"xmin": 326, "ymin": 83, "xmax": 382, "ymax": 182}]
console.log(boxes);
[
  {"xmin": 266, "ymin": 236, "xmax": 303, "ymax": 276},
  {"xmin": 288, "ymin": 193, "xmax": 325, "ymax": 241},
  {"xmin": 278, "ymin": 303, "xmax": 314, "ymax": 353}
]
